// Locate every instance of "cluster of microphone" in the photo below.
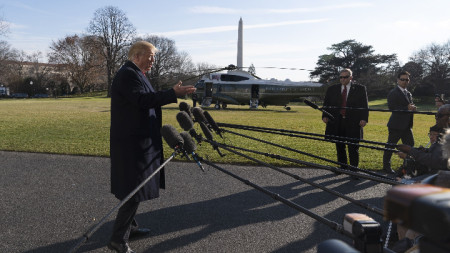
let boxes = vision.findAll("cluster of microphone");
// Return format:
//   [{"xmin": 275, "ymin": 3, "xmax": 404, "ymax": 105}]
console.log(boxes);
[
  {"xmin": 161, "ymin": 124, "xmax": 205, "ymax": 172},
  {"xmin": 176, "ymin": 102, "xmax": 225, "ymax": 156},
  {"xmin": 161, "ymin": 102, "xmax": 227, "ymax": 172}
]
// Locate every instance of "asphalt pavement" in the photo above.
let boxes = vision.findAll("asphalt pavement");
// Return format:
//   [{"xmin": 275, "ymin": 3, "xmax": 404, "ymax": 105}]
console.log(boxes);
[{"xmin": 0, "ymin": 151, "xmax": 393, "ymax": 253}]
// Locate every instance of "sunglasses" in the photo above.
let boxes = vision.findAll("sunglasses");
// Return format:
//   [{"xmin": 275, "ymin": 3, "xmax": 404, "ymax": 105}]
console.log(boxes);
[
  {"xmin": 339, "ymin": 76, "xmax": 350, "ymax": 79},
  {"xmin": 435, "ymin": 113, "xmax": 450, "ymax": 119},
  {"xmin": 399, "ymin": 78, "xmax": 410, "ymax": 82}
]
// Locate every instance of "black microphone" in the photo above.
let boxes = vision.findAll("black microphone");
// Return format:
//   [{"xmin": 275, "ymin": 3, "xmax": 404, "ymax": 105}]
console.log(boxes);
[
  {"xmin": 161, "ymin": 124, "xmax": 190, "ymax": 159},
  {"xmin": 303, "ymin": 99, "xmax": 318, "ymax": 109},
  {"xmin": 180, "ymin": 131, "xmax": 205, "ymax": 172},
  {"xmin": 200, "ymin": 121, "xmax": 225, "ymax": 157},
  {"xmin": 192, "ymin": 107, "xmax": 207, "ymax": 124},
  {"xmin": 161, "ymin": 125, "xmax": 184, "ymax": 151},
  {"xmin": 179, "ymin": 102, "xmax": 192, "ymax": 118},
  {"xmin": 176, "ymin": 111, "xmax": 194, "ymax": 131},
  {"xmin": 304, "ymin": 99, "xmax": 335, "ymax": 121},
  {"xmin": 317, "ymin": 239, "xmax": 360, "ymax": 253},
  {"xmin": 176, "ymin": 111, "xmax": 203, "ymax": 144},
  {"xmin": 200, "ymin": 121, "xmax": 214, "ymax": 140},
  {"xmin": 203, "ymin": 111, "xmax": 223, "ymax": 138}
]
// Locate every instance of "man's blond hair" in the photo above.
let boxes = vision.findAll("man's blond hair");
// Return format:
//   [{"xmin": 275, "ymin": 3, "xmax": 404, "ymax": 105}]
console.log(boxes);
[{"xmin": 128, "ymin": 41, "xmax": 157, "ymax": 60}]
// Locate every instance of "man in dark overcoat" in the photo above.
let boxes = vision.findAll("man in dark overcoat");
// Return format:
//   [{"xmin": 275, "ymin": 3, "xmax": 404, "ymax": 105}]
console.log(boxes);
[
  {"xmin": 109, "ymin": 41, "xmax": 195, "ymax": 253},
  {"xmin": 382, "ymin": 71, "xmax": 416, "ymax": 174},
  {"xmin": 322, "ymin": 68, "xmax": 369, "ymax": 172}
]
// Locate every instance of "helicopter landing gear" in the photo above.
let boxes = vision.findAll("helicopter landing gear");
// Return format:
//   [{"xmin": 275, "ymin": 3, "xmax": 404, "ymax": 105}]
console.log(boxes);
[
  {"xmin": 249, "ymin": 98, "xmax": 259, "ymax": 109},
  {"xmin": 192, "ymin": 94, "xmax": 197, "ymax": 107},
  {"xmin": 284, "ymin": 105, "xmax": 291, "ymax": 111},
  {"xmin": 214, "ymin": 102, "xmax": 228, "ymax": 109}
]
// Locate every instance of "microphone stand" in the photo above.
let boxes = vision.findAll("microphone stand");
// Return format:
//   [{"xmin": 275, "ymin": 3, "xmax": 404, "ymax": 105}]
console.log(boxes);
[
  {"xmin": 322, "ymin": 106, "xmax": 437, "ymax": 115},
  {"xmin": 216, "ymin": 141, "xmax": 401, "ymax": 187},
  {"xmin": 198, "ymin": 156, "xmax": 355, "ymax": 239},
  {"xmin": 217, "ymin": 122, "xmax": 397, "ymax": 148},
  {"xmin": 68, "ymin": 152, "xmax": 177, "ymax": 253},
  {"xmin": 219, "ymin": 123, "xmax": 398, "ymax": 153},
  {"xmin": 202, "ymin": 140, "xmax": 388, "ymax": 214},
  {"xmin": 304, "ymin": 99, "xmax": 336, "ymax": 121},
  {"xmin": 200, "ymin": 154, "xmax": 391, "ymax": 253},
  {"xmin": 221, "ymin": 128, "xmax": 394, "ymax": 181}
]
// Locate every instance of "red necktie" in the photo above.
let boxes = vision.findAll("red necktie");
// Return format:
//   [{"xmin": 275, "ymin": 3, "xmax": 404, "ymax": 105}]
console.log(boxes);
[{"xmin": 341, "ymin": 85, "xmax": 347, "ymax": 117}]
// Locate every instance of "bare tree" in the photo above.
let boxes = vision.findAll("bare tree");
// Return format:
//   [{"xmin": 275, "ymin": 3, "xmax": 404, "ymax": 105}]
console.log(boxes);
[
  {"xmin": 87, "ymin": 6, "xmax": 136, "ymax": 97},
  {"xmin": 248, "ymin": 64, "xmax": 256, "ymax": 75},
  {"xmin": 138, "ymin": 35, "xmax": 195, "ymax": 90},
  {"xmin": 411, "ymin": 41, "xmax": 450, "ymax": 95},
  {"xmin": 0, "ymin": 41, "xmax": 19, "ymax": 84},
  {"xmin": 25, "ymin": 52, "xmax": 52, "ymax": 96},
  {"xmin": 48, "ymin": 35, "xmax": 104, "ymax": 93},
  {"xmin": 0, "ymin": 9, "xmax": 9, "ymax": 37}
]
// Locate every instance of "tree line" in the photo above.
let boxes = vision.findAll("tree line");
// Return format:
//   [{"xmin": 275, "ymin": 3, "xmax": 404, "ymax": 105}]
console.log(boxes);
[
  {"xmin": 1, "ymin": 6, "xmax": 450, "ymax": 99},
  {"xmin": 310, "ymin": 39, "xmax": 450, "ymax": 98},
  {"xmin": 0, "ymin": 6, "xmax": 213, "ymax": 98}
]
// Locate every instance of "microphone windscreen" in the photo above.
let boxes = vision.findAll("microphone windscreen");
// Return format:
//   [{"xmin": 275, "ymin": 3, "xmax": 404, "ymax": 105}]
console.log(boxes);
[
  {"xmin": 203, "ymin": 111, "xmax": 220, "ymax": 132},
  {"xmin": 180, "ymin": 131, "xmax": 197, "ymax": 153},
  {"xmin": 304, "ymin": 99, "xmax": 318, "ymax": 109},
  {"xmin": 161, "ymin": 124, "xmax": 184, "ymax": 149},
  {"xmin": 179, "ymin": 101, "xmax": 190, "ymax": 112},
  {"xmin": 318, "ymin": 239, "xmax": 359, "ymax": 253},
  {"xmin": 176, "ymin": 111, "xmax": 194, "ymax": 131},
  {"xmin": 200, "ymin": 122, "xmax": 214, "ymax": 141},
  {"xmin": 192, "ymin": 107, "xmax": 207, "ymax": 123}
]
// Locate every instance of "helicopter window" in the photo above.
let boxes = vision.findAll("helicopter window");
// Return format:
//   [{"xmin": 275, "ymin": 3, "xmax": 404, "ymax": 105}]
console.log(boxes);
[
  {"xmin": 220, "ymin": 74, "xmax": 249, "ymax": 81},
  {"xmin": 195, "ymin": 80, "xmax": 205, "ymax": 88}
]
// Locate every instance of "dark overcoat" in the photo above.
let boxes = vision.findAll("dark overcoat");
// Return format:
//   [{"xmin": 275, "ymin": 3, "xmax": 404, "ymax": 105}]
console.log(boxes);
[
  {"xmin": 322, "ymin": 82, "xmax": 369, "ymax": 139},
  {"xmin": 386, "ymin": 86, "xmax": 414, "ymax": 130},
  {"xmin": 110, "ymin": 61, "xmax": 177, "ymax": 201}
]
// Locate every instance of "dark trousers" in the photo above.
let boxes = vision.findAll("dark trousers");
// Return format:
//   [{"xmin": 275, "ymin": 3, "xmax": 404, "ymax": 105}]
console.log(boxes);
[
  {"xmin": 110, "ymin": 198, "xmax": 140, "ymax": 244},
  {"xmin": 383, "ymin": 128, "xmax": 414, "ymax": 169},
  {"xmin": 336, "ymin": 116, "xmax": 360, "ymax": 169}
]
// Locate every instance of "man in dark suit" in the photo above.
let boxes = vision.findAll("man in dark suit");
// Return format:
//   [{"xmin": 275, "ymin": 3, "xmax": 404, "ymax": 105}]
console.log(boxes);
[
  {"xmin": 322, "ymin": 68, "xmax": 369, "ymax": 172},
  {"xmin": 383, "ymin": 71, "xmax": 416, "ymax": 174},
  {"xmin": 109, "ymin": 41, "xmax": 196, "ymax": 253}
]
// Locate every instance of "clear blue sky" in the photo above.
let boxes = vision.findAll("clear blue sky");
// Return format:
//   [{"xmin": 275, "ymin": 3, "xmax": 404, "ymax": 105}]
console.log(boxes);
[{"xmin": 1, "ymin": 0, "xmax": 450, "ymax": 81}]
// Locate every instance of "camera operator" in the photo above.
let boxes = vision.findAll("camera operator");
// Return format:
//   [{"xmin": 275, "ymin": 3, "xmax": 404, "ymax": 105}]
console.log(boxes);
[
  {"xmin": 396, "ymin": 125, "xmax": 447, "ymax": 179},
  {"xmin": 395, "ymin": 105, "xmax": 450, "ymax": 179}
]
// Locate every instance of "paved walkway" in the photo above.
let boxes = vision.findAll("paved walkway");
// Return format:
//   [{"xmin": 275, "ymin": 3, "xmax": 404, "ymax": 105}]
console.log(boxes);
[{"xmin": 1, "ymin": 151, "xmax": 391, "ymax": 253}]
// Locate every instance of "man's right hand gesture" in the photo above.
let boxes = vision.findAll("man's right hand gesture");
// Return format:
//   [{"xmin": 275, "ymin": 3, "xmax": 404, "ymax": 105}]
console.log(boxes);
[{"xmin": 173, "ymin": 81, "xmax": 196, "ymax": 97}]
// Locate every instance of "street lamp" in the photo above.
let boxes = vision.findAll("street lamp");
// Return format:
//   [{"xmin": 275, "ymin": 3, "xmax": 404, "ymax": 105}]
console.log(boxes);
[{"xmin": 29, "ymin": 81, "xmax": 33, "ymax": 97}]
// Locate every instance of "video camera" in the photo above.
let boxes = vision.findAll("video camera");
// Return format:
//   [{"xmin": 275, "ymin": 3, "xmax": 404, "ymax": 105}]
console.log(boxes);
[
  {"xmin": 396, "ymin": 157, "xmax": 430, "ymax": 178},
  {"xmin": 318, "ymin": 171, "xmax": 450, "ymax": 253}
]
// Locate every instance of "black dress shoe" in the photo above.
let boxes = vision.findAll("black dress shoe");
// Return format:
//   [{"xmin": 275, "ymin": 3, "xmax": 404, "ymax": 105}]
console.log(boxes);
[
  {"xmin": 107, "ymin": 241, "xmax": 135, "ymax": 253},
  {"xmin": 130, "ymin": 228, "xmax": 151, "ymax": 238}
]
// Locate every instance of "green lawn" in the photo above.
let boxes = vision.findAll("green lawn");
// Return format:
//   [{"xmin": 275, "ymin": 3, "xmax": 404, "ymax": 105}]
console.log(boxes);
[{"xmin": 0, "ymin": 97, "xmax": 438, "ymax": 171}]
